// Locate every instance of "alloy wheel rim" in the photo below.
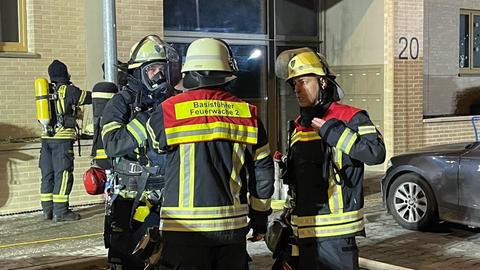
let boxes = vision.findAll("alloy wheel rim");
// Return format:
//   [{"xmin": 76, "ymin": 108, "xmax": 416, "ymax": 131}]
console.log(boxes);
[{"xmin": 393, "ymin": 182, "xmax": 428, "ymax": 223}]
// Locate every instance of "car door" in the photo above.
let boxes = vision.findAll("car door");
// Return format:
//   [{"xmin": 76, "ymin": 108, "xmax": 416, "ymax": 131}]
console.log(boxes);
[{"xmin": 458, "ymin": 143, "xmax": 480, "ymax": 211}]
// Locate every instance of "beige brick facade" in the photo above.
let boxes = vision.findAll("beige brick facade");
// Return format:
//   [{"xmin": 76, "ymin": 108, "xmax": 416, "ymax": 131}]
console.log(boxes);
[{"xmin": 0, "ymin": 0, "xmax": 164, "ymax": 214}]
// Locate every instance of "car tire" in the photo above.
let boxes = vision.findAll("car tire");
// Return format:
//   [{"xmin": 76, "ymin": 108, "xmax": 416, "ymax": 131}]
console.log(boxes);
[{"xmin": 387, "ymin": 173, "xmax": 437, "ymax": 230}]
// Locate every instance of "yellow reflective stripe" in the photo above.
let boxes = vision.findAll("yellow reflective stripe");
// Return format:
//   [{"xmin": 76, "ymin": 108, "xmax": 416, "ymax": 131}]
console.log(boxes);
[
  {"xmin": 291, "ymin": 245, "xmax": 299, "ymax": 256},
  {"xmin": 57, "ymin": 85, "xmax": 66, "ymax": 115},
  {"xmin": 290, "ymin": 130, "xmax": 321, "ymax": 146},
  {"xmin": 160, "ymin": 215, "xmax": 248, "ymax": 232},
  {"xmin": 118, "ymin": 190, "xmax": 137, "ymax": 199},
  {"xmin": 165, "ymin": 122, "xmax": 258, "ymax": 145},
  {"xmin": 96, "ymin": 149, "xmax": 108, "ymax": 159},
  {"xmin": 296, "ymin": 219, "xmax": 364, "ymax": 238},
  {"xmin": 53, "ymin": 194, "xmax": 69, "ymax": 203},
  {"xmin": 101, "ymin": 121, "xmax": 122, "ymax": 139},
  {"xmin": 358, "ymin": 125, "xmax": 377, "ymax": 136},
  {"xmin": 328, "ymin": 168, "xmax": 340, "ymax": 214},
  {"xmin": 179, "ymin": 144, "xmax": 195, "ymax": 208},
  {"xmin": 188, "ymin": 144, "xmax": 195, "ymax": 208},
  {"xmin": 146, "ymin": 119, "xmax": 160, "ymax": 150},
  {"xmin": 42, "ymin": 127, "xmax": 77, "ymax": 139},
  {"xmin": 127, "ymin": 118, "xmax": 147, "ymax": 146},
  {"xmin": 79, "ymin": 90, "xmax": 87, "ymax": 105},
  {"xmin": 41, "ymin": 193, "xmax": 53, "ymax": 202},
  {"xmin": 229, "ymin": 143, "xmax": 245, "ymax": 205},
  {"xmin": 174, "ymin": 100, "xmax": 252, "ymax": 119},
  {"xmin": 254, "ymin": 143, "xmax": 271, "ymax": 161},
  {"xmin": 59, "ymin": 171, "xmax": 69, "ymax": 196},
  {"xmin": 336, "ymin": 128, "xmax": 358, "ymax": 155},
  {"xmin": 291, "ymin": 209, "xmax": 364, "ymax": 227},
  {"xmin": 328, "ymin": 147, "xmax": 343, "ymax": 213},
  {"xmin": 249, "ymin": 196, "xmax": 272, "ymax": 212},
  {"xmin": 92, "ymin": 92, "xmax": 115, "ymax": 99},
  {"xmin": 160, "ymin": 204, "xmax": 249, "ymax": 219}
]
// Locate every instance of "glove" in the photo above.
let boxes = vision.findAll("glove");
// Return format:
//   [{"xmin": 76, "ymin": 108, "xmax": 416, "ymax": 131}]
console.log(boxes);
[
  {"xmin": 134, "ymin": 111, "xmax": 149, "ymax": 126},
  {"xmin": 249, "ymin": 209, "xmax": 270, "ymax": 236}
]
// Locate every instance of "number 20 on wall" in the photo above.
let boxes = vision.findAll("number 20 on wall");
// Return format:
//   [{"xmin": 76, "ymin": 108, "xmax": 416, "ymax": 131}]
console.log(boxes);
[{"xmin": 399, "ymin": 37, "xmax": 419, "ymax": 60}]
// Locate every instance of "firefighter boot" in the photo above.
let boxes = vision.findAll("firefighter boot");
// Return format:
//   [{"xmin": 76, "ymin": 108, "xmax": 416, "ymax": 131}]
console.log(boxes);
[{"xmin": 53, "ymin": 210, "xmax": 81, "ymax": 222}]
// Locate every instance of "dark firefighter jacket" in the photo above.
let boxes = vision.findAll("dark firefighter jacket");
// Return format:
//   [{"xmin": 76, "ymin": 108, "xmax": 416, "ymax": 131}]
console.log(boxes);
[
  {"xmin": 287, "ymin": 102, "xmax": 385, "ymax": 244},
  {"xmin": 101, "ymin": 90, "xmax": 151, "ymax": 162},
  {"xmin": 147, "ymin": 88, "xmax": 274, "ymax": 245},
  {"xmin": 42, "ymin": 83, "xmax": 92, "ymax": 140}
]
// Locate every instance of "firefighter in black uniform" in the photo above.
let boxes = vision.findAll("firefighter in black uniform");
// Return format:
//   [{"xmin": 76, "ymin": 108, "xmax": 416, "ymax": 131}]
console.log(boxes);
[
  {"xmin": 147, "ymin": 38, "xmax": 275, "ymax": 270},
  {"xmin": 39, "ymin": 60, "xmax": 92, "ymax": 222},
  {"xmin": 101, "ymin": 35, "xmax": 181, "ymax": 270},
  {"xmin": 273, "ymin": 49, "xmax": 386, "ymax": 269}
]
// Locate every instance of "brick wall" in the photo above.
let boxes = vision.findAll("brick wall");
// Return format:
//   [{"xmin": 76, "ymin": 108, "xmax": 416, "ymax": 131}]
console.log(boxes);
[
  {"xmin": 116, "ymin": 0, "xmax": 164, "ymax": 62},
  {"xmin": 0, "ymin": 141, "xmax": 102, "ymax": 215},
  {"xmin": 390, "ymin": 0, "xmax": 425, "ymax": 154},
  {"xmin": 0, "ymin": 0, "xmax": 164, "ymax": 214}
]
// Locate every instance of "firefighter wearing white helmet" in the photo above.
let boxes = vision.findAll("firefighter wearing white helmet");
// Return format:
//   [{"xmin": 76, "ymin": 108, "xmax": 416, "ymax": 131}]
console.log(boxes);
[
  {"xmin": 147, "ymin": 38, "xmax": 274, "ymax": 270},
  {"xmin": 269, "ymin": 49, "xmax": 386, "ymax": 270},
  {"xmin": 100, "ymin": 34, "xmax": 181, "ymax": 270}
]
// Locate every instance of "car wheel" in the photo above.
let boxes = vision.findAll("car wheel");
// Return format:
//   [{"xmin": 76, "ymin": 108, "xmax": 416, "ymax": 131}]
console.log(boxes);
[{"xmin": 387, "ymin": 173, "xmax": 437, "ymax": 230}]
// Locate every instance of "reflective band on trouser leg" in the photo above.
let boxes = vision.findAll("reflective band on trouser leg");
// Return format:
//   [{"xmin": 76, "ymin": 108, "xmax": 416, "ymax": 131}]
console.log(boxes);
[
  {"xmin": 291, "ymin": 209, "xmax": 364, "ymax": 238},
  {"xmin": 229, "ymin": 143, "xmax": 245, "ymax": 205},
  {"xmin": 179, "ymin": 144, "xmax": 195, "ymax": 208},
  {"xmin": 41, "ymin": 193, "xmax": 53, "ymax": 202},
  {"xmin": 79, "ymin": 90, "xmax": 87, "ymax": 105}
]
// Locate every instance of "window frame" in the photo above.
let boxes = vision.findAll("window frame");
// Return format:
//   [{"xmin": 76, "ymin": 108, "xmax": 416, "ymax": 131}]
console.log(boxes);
[
  {"xmin": 459, "ymin": 9, "xmax": 480, "ymax": 74},
  {"xmin": 0, "ymin": 0, "xmax": 27, "ymax": 53}
]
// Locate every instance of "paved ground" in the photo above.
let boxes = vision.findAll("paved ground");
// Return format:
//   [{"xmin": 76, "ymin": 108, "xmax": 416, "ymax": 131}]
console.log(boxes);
[{"xmin": 1, "ymin": 171, "xmax": 480, "ymax": 269}]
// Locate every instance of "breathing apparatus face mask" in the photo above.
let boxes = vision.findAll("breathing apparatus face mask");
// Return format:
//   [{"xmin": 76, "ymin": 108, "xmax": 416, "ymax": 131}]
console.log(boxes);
[{"xmin": 141, "ymin": 61, "xmax": 167, "ymax": 92}]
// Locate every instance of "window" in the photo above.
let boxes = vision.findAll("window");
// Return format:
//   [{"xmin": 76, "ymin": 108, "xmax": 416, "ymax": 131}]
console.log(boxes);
[
  {"xmin": 0, "ymin": 0, "xmax": 27, "ymax": 52},
  {"xmin": 459, "ymin": 10, "xmax": 480, "ymax": 73},
  {"xmin": 164, "ymin": 0, "xmax": 321, "ymax": 148},
  {"xmin": 275, "ymin": 0, "xmax": 318, "ymax": 38},
  {"xmin": 164, "ymin": 0, "xmax": 266, "ymax": 34}
]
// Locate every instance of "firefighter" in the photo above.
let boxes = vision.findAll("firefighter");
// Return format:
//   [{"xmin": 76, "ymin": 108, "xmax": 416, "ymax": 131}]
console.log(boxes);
[
  {"xmin": 39, "ymin": 59, "xmax": 92, "ymax": 222},
  {"xmin": 100, "ymin": 35, "xmax": 181, "ymax": 270},
  {"xmin": 273, "ymin": 48, "xmax": 386, "ymax": 270},
  {"xmin": 147, "ymin": 38, "xmax": 275, "ymax": 270}
]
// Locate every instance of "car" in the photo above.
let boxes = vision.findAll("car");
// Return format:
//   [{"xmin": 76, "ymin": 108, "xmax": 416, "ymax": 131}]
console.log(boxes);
[{"xmin": 382, "ymin": 142, "xmax": 480, "ymax": 230}]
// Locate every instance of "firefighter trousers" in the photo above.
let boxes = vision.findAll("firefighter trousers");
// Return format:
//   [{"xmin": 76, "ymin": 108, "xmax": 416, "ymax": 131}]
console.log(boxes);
[
  {"xmin": 157, "ymin": 242, "xmax": 248, "ymax": 270},
  {"xmin": 297, "ymin": 237, "xmax": 359, "ymax": 270},
  {"xmin": 39, "ymin": 139, "xmax": 75, "ymax": 216}
]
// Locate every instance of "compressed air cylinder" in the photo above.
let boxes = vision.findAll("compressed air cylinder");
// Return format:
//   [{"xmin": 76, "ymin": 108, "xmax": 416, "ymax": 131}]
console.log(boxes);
[{"xmin": 34, "ymin": 77, "xmax": 51, "ymax": 133}]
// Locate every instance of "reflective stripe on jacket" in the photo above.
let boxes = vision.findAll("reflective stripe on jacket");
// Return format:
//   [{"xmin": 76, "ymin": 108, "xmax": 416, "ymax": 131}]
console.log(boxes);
[
  {"xmin": 289, "ymin": 102, "xmax": 385, "ymax": 243},
  {"xmin": 148, "ymin": 88, "xmax": 274, "ymax": 245}
]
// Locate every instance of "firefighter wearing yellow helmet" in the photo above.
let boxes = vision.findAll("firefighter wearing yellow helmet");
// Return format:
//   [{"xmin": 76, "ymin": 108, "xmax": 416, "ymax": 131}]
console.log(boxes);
[
  {"xmin": 269, "ymin": 49, "xmax": 386, "ymax": 269},
  {"xmin": 100, "ymin": 35, "xmax": 181, "ymax": 270},
  {"xmin": 147, "ymin": 38, "xmax": 274, "ymax": 269}
]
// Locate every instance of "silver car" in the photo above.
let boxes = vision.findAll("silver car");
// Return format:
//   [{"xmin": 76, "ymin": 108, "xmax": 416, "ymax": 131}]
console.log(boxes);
[{"xmin": 382, "ymin": 142, "xmax": 480, "ymax": 230}]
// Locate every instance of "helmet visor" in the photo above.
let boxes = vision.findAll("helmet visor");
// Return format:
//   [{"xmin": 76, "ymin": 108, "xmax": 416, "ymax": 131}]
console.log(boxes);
[
  {"xmin": 141, "ymin": 61, "xmax": 167, "ymax": 91},
  {"xmin": 275, "ymin": 47, "xmax": 316, "ymax": 80}
]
